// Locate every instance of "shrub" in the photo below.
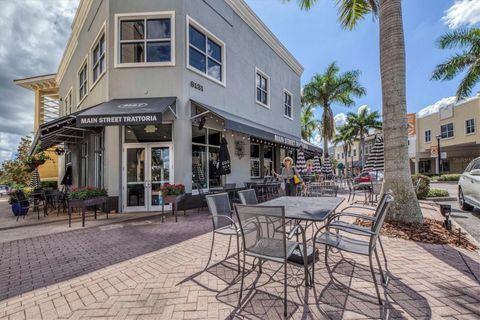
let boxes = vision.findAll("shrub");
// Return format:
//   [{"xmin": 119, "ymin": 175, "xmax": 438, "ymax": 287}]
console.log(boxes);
[
  {"xmin": 412, "ymin": 174, "xmax": 430, "ymax": 200},
  {"xmin": 427, "ymin": 188, "xmax": 449, "ymax": 198},
  {"xmin": 69, "ymin": 187, "xmax": 108, "ymax": 200},
  {"xmin": 159, "ymin": 184, "xmax": 185, "ymax": 196},
  {"xmin": 437, "ymin": 174, "xmax": 461, "ymax": 182}
]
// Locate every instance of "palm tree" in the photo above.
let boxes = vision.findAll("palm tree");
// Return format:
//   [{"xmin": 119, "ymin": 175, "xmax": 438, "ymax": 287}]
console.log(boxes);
[
  {"xmin": 290, "ymin": 0, "xmax": 423, "ymax": 224},
  {"xmin": 346, "ymin": 108, "xmax": 382, "ymax": 168},
  {"xmin": 431, "ymin": 28, "xmax": 480, "ymax": 101},
  {"xmin": 302, "ymin": 62, "xmax": 366, "ymax": 160},
  {"xmin": 300, "ymin": 104, "xmax": 319, "ymax": 142},
  {"xmin": 332, "ymin": 124, "xmax": 356, "ymax": 174}
]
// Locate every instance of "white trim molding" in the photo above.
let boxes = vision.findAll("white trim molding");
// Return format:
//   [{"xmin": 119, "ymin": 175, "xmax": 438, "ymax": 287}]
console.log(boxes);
[
  {"xmin": 89, "ymin": 21, "xmax": 107, "ymax": 91},
  {"xmin": 77, "ymin": 55, "xmax": 89, "ymax": 107},
  {"xmin": 186, "ymin": 15, "xmax": 226, "ymax": 87},
  {"xmin": 225, "ymin": 0, "xmax": 303, "ymax": 76},
  {"xmin": 255, "ymin": 67, "xmax": 270, "ymax": 109},
  {"xmin": 114, "ymin": 11, "xmax": 176, "ymax": 68},
  {"xmin": 283, "ymin": 88, "xmax": 293, "ymax": 120}
]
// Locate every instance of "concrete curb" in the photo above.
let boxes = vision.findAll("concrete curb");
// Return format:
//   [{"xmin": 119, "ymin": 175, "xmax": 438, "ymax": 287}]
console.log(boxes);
[{"xmin": 426, "ymin": 196, "xmax": 457, "ymax": 202}]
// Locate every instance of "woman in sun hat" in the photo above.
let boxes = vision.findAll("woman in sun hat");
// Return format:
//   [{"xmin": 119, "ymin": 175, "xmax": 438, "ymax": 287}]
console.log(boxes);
[{"xmin": 272, "ymin": 156, "xmax": 303, "ymax": 196}]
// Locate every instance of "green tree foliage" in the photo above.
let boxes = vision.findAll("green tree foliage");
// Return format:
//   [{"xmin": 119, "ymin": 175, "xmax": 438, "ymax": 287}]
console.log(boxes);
[{"xmin": 0, "ymin": 136, "xmax": 33, "ymax": 187}]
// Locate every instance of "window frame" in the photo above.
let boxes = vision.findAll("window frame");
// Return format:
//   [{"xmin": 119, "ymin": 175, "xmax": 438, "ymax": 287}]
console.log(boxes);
[
  {"xmin": 186, "ymin": 16, "xmax": 226, "ymax": 87},
  {"xmin": 80, "ymin": 141, "xmax": 89, "ymax": 187},
  {"xmin": 94, "ymin": 131, "xmax": 105, "ymax": 189},
  {"xmin": 90, "ymin": 22, "xmax": 107, "ymax": 90},
  {"xmin": 77, "ymin": 56, "xmax": 88, "ymax": 106},
  {"xmin": 466, "ymin": 118, "xmax": 476, "ymax": 135},
  {"xmin": 440, "ymin": 122, "xmax": 454, "ymax": 139},
  {"xmin": 283, "ymin": 89, "xmax": 293, "ymax": 120},
  {"xmin": 114, "ymin": 11, "xmax": 176, "ymax": 68},
  {"xmin": 424, "ymin": 130, "xmax": 431, "ymax": 143},
  {"xmin": 64, "ymin": 88, "xmax": 73, "ymax": 116},
  {"xmin": 255, "ymin": 68, "xmax": 270, "ymax": 108},
  {"xmin": 191, "ymin": 126, "xmax": 221, "ymax": 190}
]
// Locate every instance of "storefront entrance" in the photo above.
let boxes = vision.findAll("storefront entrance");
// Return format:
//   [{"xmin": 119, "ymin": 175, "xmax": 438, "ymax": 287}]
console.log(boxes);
[{"xmin": 123, "ymin": 143, "xmax": 173, "ymax": 212}]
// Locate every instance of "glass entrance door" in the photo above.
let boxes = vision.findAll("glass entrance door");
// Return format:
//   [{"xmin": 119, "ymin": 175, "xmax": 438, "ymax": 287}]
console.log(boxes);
[{"xmin": 123, "ymin": 143, "xmax": 173, "ymax": 212}]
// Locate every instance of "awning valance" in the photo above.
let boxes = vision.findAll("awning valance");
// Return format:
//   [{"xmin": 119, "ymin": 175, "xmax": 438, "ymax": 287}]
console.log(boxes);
[
  {"xmin": 191, "ymin": 100, "xmax": 322, "ymax": 153},
  {"xmin": 76, "ymin": 97, "xmax": 176, "ymax": 127}
]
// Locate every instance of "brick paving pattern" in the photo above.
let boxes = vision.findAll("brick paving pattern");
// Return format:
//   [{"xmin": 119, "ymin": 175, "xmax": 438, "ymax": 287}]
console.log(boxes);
[{"xmin": 0, "ymin": 203, "xmax": 479, "ymax": 319}]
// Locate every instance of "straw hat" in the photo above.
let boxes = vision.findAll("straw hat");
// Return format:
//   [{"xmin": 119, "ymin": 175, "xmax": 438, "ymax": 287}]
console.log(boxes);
[{"xmin": 283, "ymin": 157, "xmax": 294, "ymax": 165}]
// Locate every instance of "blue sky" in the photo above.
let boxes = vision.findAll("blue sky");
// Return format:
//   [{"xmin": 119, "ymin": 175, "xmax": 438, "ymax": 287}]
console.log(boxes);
[{"xmin": 245, "ymin": 0, "xmax": 480, "ymax": 125}]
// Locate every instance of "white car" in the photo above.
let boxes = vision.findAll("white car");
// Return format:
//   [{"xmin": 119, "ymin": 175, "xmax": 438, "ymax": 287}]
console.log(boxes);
[
  {"xmin": 458, "ymin": 157, "xmax": 480, "ymax": 211},
  {"xmin": 0, "ymin": 185, "xmax": 9, "ymax": 197}
]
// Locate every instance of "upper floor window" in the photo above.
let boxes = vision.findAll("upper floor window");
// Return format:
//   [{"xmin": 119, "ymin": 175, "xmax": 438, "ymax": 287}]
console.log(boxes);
[
  {"xmin": 425, "ymin": 130, "xmax": 431, "ymax": 143},
  {"xmin": 284, "ymin": 90, "xmax": 292, "ymax": 119},
  {"xmin": 117, "ymin": 12, "xmax": 174, "ymax": 66},
  {"xmin": 92, "ymin": 33, "xmax": 106, "ymax": 83},
  {"xmin": 187, "ymin": 17, "xmax": 225, "ymax": 84},
  {"xmin": 256, "ymin": 69, "xmax": 269, "ymax": 107},
  {"xmin": 466, "ymin": 118, "xmax": 475, "ymax": 135},
  {"xmin": 78, "ymin": 60, "xmax": 88, "ymax": 103},
  {"xmin": 440, "ymin": 123, "xmax": 454, "ymax": 139}
]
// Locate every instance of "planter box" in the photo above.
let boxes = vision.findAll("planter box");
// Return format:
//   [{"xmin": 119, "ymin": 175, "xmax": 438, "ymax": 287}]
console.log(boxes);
[
  {"xmin": 68, "ymin": 197, "xmax": 108, "ymax": 227},
  {"xmin": 162, "ymin": 194, "xmax": 185, "ymax": 223}
]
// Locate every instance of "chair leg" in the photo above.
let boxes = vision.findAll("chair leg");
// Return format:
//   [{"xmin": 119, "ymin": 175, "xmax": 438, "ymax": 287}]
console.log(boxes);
[
  {"xmin": 324, "ymin": 244, "xmax": 329, "ymax": 267},
  {"xmin": 378, "ymin": 237, "xmax": 389, "ymax": 282},
  {"xmin": 369, "ymin": 252, "xmax": 383, "ymax": 305},
  {"xmin": 225, "ymin": 235, "xmax": 232, "ymax": 260},
  {"xmin": 236, "ymin": 235, "xmax": 241, "ymax": 273},
  {"xmin": 374, "ymin": 248, "xmax": 386, "ymax": 285},
  {"xmin": 204, "ymin": 232, "xmax": 216, "ymax": 271},
  {"xmin": 284, "ymin": 261, "xmax": 287, "ymax": 317},
  {"xmin": 238, "ymin": 252, "xmax": 246, "ymax": 307}
]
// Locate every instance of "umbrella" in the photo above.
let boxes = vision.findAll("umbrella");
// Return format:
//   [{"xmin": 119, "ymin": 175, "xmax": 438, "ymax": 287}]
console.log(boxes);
[
  {"xmin": 30, "ymin": 169, "xmax": 41, "ymax": 189},
  {"xmin": 61, "ymin": 165, "xmax": 73, "ymax": 186},
  {"xmin": 313, "ymin": 153, "xmax": 322, "ymax": 174},
  {"xmin": 363, "ymin": 135, "xmax": 384, "ymax": 173},
  {"xmin": 218, "ymin": 138, "xmax": 231, "ymax": 175},
  {"xmin": 321, "ymin": 157, "xmax": 333, "ymax": 176},
  {"xmin": 296, "ymin": 146, "xmax": 307, "ymax": 174}
]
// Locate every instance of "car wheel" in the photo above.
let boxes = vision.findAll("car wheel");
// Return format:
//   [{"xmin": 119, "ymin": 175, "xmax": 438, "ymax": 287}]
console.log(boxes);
[{"xmin": 458, "ymin": 188, "xmax": 473, "ymax": 211}]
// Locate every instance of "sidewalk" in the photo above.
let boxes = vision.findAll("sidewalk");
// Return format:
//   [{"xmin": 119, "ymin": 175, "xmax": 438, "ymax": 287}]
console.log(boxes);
[{"xmin": 0, "ymin": 200, "xmax": 478, "ymax": 319}]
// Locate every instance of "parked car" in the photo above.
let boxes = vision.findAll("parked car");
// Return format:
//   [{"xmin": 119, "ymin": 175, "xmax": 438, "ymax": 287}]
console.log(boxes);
[
  {"xmin": 354, "ymin": 171, "xmax": 384, "ymax": 183},
  {"xmin": 458, "ymin": 157, "xmax": 480, "ymax": 211},
  {"xmin": 0, "ymin": 185, "xmax": 9, "ymax": 197}
]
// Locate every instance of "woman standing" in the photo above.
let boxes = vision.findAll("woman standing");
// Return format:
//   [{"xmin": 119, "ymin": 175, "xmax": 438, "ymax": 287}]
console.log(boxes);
[{"xmin": 273, "ymin": 157, "xmax": 303, "ymax": 196}]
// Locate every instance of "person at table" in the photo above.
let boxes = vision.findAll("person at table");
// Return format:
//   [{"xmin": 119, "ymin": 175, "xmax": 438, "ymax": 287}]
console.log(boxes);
[{"xmin": 272, "ymin": 157, "xmax": 303, "ymax": 196}]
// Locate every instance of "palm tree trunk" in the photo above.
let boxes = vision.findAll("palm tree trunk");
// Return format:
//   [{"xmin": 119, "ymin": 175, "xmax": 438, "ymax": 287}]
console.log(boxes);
[
  {"xmin": 380, "ymin": 0, "xmax": 422, "ymax": 223},
  {"xmin": 359, "ymin": 136, "xmax": 365, "ymax": 168}
]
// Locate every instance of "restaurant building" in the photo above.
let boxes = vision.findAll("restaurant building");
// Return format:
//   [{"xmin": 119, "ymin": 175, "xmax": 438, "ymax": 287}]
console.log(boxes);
[{"xmin": 20, "ymin": 0, "xmax": 320, "ymax": 212}]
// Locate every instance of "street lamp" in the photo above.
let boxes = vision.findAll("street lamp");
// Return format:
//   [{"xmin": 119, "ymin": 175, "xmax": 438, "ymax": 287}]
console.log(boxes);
[{"xmin": 436, "ymin": 134, "xmax": 441, "ymax": 175}]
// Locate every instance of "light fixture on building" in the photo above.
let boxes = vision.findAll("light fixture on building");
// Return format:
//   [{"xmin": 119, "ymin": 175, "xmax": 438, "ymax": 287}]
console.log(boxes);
[
  {"xmin": 198, "ymin": 116, "xmax": 207, "ymax": 130},
  {"xmin": 55, "ymin": 147, "xmax": 65, "ymax": 156},
  {"xmin": 145, "ymin": 125, "xmax": 158, "ymax": 133}
]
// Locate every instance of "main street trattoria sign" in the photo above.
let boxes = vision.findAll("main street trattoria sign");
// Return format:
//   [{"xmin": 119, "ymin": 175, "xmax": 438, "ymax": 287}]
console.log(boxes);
[
  {"xmin": 78, "ymin": 114, "xmax": 161, "ymax": 127},
  {"xmin": 274, "ymin": 134, "xmax": 311, "ymax": 150}
]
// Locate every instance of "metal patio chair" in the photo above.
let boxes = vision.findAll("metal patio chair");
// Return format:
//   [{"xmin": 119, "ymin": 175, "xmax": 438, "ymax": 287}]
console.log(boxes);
[
  {"xmin": 194, "ymin": 182, "xmax": 208, "ymax": 212},
  {"xmin": 237, "ymin": 189, "xmax": 258, "ymax": 205},
  {"xmin": 235, "ymin": 204, "xmax": 309, "ymax": 317},
  {"xmin": 313, "ymin": 192, "xmax": 394, "ymax": 305},
  {"xmin": 205, "ymin": 193, "xmax": 241, "ymax": 273}
]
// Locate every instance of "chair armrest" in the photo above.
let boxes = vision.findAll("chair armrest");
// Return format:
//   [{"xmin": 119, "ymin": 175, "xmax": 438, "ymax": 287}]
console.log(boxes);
[
  {"xmin": 327, "ymin": 224, "xmax": 375, "ymax": 236},
  {"xmin": 209, "ymin": 214, "xmax": 237, "ymax": 226},
  {"xmin": 341, "ymin": 205, "xmax": 376, "ymax": 212},
  {"xmin": 287, "ymin": 224, "xmax": 301, "ymax": 240},
  {"xmin": 328, "ymin": 212, "xmax": 377, "ymax": 223}
]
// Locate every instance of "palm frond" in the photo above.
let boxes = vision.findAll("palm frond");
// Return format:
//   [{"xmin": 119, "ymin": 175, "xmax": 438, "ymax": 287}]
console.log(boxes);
[
  {"xmin": 431, "ymin": 53, "xmax": 477, "ymax": 81},
  {"xmin": 437, "ymin": 28, "xmax": 480, "ymax": 50},
  {"xmin": 336, "ymin": 0, "xmax": 373, "ymax": 30},
  {"xmin": 456, "ymin": 61, "xmax": 480, "ymax": 101}
]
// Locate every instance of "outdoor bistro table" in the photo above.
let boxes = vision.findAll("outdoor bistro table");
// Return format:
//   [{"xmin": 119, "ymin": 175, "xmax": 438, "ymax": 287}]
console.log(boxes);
[{"xmin": 68, "ymin": 197, "xmax": 108, "ymax": 227}]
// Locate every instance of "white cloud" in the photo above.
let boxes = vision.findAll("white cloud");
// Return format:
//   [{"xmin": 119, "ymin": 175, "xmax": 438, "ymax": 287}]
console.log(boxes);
[
  {"xmin": 417, "ymin": 96, "xmax": 457, "ymax": 118},
  {"xmin": 334, "ymin": 113, "xmax": 347, "ymax": 127},
  {"xmin": 358, "ymin": 104, "xmax": 370, "ymax": 114},
  {"xmin": 443, "ymin": 0, "xmax": 480, "ymax": 29}
]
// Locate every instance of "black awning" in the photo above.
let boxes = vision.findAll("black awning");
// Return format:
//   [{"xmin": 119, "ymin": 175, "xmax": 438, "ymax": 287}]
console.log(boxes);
[
  {"xmin": 76, "ymin": 97, "xmax": 176, "ymax": 127},
  {"xmin": 30, "ymin": 110, "xmax": 90, "ymax": 155},
  {"xmin": 191, "ymin": 100, "xmax": 322, "ymax": 153}
]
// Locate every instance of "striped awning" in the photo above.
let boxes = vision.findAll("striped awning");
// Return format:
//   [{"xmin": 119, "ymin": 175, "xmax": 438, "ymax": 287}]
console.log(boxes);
[
  {"xmin": 363, "ymin": 135, "xmax": 384, "ymax": 172},
  {"xmin": 313, "ymin": 154, "xmax": 322, "ymax": 174}
]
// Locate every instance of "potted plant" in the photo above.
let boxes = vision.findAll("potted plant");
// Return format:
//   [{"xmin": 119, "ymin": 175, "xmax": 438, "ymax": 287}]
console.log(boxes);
[
  {"xmin": 8, "ymin": 190, "xmax": 30, "ymax": 218},
  {"xmin": 159, "ymin": 184, "xmax": 185, "ymax": 204},
  {"xmin": 69, "ymin": 187, "xmax": 108, "ymax": 204},
  {"xmin": 25, "ymin": 152, "xmax": 52, "ymax": 171}
]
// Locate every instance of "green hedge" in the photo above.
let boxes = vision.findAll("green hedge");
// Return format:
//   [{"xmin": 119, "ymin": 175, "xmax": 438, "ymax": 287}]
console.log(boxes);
[
  {"xmin": 437, "ymin": 174, "xmax": 461, "ymax": 182},
  {"xmin": 412, "ymin": 174, "xmax": 430, "ymax": 200},
  {"xmin": 427, "ymin": 188, "xmax": 449, "ymax": 197}
]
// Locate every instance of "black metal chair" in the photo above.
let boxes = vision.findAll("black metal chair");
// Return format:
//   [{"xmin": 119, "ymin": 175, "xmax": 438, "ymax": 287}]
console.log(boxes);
[
  {"xmin": 194, "ymin": 182, "xmax": 208, "ymax": 212},
  {"xmin": 235, "ymin": 204, "xmax": 309, "ymax": 317},
  {"xmin": 205, "ymin": 193, "xmax": 241, "ymax": 273},
  {"xmin": 237, "ymin": 189, "xmax": 258, "ymax": 205},
  {"xmin": 313, "ymin": 192, "xmax": 394, "ymax": 305}
]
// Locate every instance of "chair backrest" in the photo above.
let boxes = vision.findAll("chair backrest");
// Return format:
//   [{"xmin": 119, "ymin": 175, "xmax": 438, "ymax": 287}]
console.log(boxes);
[
  {"xmin": 321, "ymin": 184, "xmax": 339, "ymax": 197},
  {"xmin": 369, "ymin": 192, "xmax": 394, "ymax": 249},
  {"xmin": 238, "ymin": 189, "xmax": 258, "ymax": 205},
  {"xmin": 223, "ymin": 183, "xmax": 236, "ymax": 191},
  {"xmin": 205, "ymin": 193, "xmax": 232, "ymax": 230},
  {"xmin": 234, "ymin": 204, "xmax": 286, "ymax": 258}
]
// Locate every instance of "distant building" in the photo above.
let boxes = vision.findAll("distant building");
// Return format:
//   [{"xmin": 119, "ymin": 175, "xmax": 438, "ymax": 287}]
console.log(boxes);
[
  {"xmin": 332, "ymin": 133, "xmax": 378, "ymax": 174},
  {"xmin": 414, "ymin": 94, "xmax": 480, "ymax": 175}
]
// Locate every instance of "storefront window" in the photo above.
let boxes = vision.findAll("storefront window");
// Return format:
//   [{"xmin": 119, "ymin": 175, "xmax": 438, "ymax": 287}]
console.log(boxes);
[
  {"xmin": 81, "ymin": 142, "xmax": 88, "ymax": 187},
  {"xmin": 263, "ymin": 146, "xmax": 273, "ymax": 177},
  {"xmin": 419, "ymin": 160, "xmax": 431, "ymax": 174},
  {"xmin": 250, "ymin": 144, "xmax": 261, "ymax": 178},
  {"xmin": 94, "ymin": 132, "xmax": 104, "ymax": 188},
  {"xmin": 124, "ymin": 124, "xmax": 172, "ymax": 143},
  {"xmin": 192, "ymin": 126, "xmax": 221, "ymax": 189}
]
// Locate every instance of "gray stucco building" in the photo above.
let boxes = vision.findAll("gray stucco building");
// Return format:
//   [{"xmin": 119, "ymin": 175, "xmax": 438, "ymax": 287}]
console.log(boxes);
[{"xmin": 25, "ymin": 0, "xmax": 320, "ymax": 212}]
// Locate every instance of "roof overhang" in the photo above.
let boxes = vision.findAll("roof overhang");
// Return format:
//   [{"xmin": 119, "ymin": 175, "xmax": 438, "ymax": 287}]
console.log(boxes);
[
  {"xmin": 191, "ymin": 100, "xmax": 321, "ymax": 153},
  {"xmin": 76, "ymin": 97, "xmax": 177, "ymax": 127},
  {"xmin": 14, "ymin": 74, "xmax": 58, "ymax": 91}
]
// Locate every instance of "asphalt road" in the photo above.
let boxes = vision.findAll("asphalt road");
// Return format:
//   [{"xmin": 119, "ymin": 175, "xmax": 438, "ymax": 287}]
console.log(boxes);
[{"xmin": 432, "ymin": 182, "xmax": 480, "ymax": 243}]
